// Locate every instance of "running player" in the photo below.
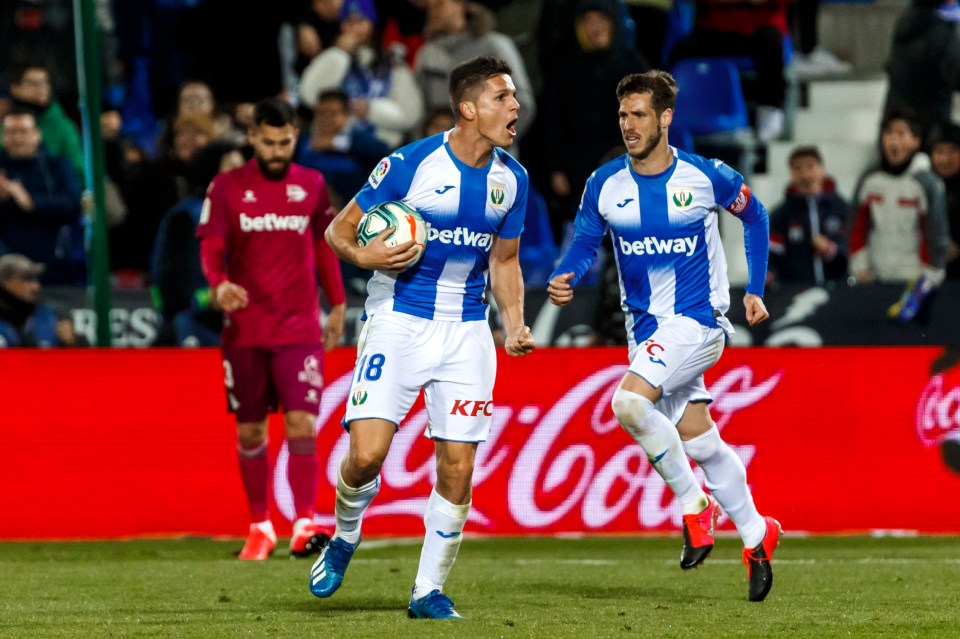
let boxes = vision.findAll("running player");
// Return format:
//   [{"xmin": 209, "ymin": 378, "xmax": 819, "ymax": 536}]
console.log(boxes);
[
  {"xmin": 309, "ymin": 55, "xmax": 534, "ymax": 619},
  {"xmin": 547, "ymin": 70, "xmax": 781, "ymax": 602},
  {"xmin": 198, "ymin": 98, "xmax": 346, "ymax": 560}
]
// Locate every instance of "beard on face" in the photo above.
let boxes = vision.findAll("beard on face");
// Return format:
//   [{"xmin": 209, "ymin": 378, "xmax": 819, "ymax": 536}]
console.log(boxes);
[
  {"xmin": 256, "ymin": 155, "xmax": 291, "ymax": 180},
  {"xmin": 627, "ymin": 125, "xmax": 662, "ymax": 161}
]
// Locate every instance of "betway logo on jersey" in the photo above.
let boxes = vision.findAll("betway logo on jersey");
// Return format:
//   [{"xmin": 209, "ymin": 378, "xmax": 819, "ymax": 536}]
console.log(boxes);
[
  {"xmin": 427, "ymin": 226, "xmax": 492, "ymax": 248},
  {"xmin": 239, "ymin": 212, "xmax": 310, "ymax": 234},
  {"xmin": 617, "ymin": 235, "xmax": 698, "ymax": 257}
]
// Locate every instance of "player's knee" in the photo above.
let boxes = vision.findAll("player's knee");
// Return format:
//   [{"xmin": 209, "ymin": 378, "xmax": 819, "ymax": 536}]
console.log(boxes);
[
  {"xmin": 284, "ymin": 411, "xmax": 317, "ymax": 439},
  {"xmin": 681, "ymin": 426, "xmax": 723, "ymax": 464},
  {"xmin": 347, "ymin": 449, "xmax": 387, "ymax": 483},
  {"xmin": 611, "ymin": 388, "xmax": 656, "ymax": 432}
]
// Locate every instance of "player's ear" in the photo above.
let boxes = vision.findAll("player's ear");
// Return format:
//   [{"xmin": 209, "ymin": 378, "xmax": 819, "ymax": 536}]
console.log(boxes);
[
  {"xmin": 459, "ymin": 100, "xmax": 477, "ymax": 122},
  {"xmin": 246, "ymin": 126, "xmax": 257, "ymax": 147},
  {"xmin": 660, "ymin": 108, "xmax": 673, "ymax": 128}
]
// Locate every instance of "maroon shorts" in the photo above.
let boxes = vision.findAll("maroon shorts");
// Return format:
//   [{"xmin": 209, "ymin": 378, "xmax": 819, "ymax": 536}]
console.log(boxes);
[{"xmin": 221, "ymin": 344, "xmax": 324, "ymax": 422}]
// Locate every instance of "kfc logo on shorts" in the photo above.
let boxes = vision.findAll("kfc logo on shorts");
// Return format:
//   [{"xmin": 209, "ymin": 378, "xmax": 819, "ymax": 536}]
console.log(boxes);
[
  {"xmin": 305, "ymin": 389, "xmax": 319, "ymax": 404},
  {"xmin": 642, "ymin": 339, "xmax": 667, "ymax": 367},
  {"xmin": 450, "ymin": 400, "xmax": 494, "ymax": 417},
  {"xmin": 297, "ymin": 356, "xmax": 323, "ymax": 387},
  {"xmin": 287, "ymin": 184, "xmax": 308, "ymax": 203},
  {"xmin": 726, "ymin": 183, "xmax": 752, "ymax": 215}
]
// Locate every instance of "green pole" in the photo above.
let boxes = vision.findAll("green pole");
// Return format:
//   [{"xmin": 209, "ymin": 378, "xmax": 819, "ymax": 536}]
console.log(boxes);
[{"xmin": 73, "ymin": 0, "xmax": 112, "ymax": 346}]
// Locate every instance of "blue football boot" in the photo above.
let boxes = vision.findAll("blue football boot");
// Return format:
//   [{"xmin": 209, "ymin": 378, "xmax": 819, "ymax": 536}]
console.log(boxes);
[
  {"xmin": 308, "ymin": 536, "xmax": 358, "ymax": 598},
  {"xmin": 407, "ymin": 588, "xmax": 464, "ymax": 619}
]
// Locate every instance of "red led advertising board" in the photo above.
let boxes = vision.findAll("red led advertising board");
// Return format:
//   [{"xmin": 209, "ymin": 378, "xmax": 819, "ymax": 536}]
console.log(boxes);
[{"xmin": 3, "ymin": 347, "xmax": 959, "ymax": 539}]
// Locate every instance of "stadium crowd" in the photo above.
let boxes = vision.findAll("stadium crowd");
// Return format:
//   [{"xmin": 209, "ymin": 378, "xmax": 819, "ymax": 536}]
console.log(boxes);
[{"xmin": 0, "ymin": 0, "xmax": 958, "ymax": 347}]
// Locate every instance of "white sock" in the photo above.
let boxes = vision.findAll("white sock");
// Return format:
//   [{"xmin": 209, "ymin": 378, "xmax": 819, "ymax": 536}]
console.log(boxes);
[
  {"xmin": 413, "ymin": 488, "xmax": 469, "ymax": 600},
  {"xmin": 334, "ymin": 464, "xmax": 380, "ymax": 545},
  {"xmin": 613, "ymin": 389, "xmax": 707, "ymax": 515},
  {"xmin": 682, "ymin": 426, "xmax": 766, "ymax": 547}
]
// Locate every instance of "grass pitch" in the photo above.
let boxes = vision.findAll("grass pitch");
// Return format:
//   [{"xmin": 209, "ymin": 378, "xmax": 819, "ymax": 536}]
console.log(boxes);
[{"xmin": 0, "ymin": 535, "xmax": 957, "ymax": 638}]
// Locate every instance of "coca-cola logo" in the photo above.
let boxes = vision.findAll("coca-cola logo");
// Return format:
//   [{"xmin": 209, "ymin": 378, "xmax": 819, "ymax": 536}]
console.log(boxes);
[
  {"xmin": 272, "ymin": 363, "xmax": 782, "ymax": 532},
  {"xmin": 916, "ymin": 375, "xmax": 960, "ymax": 447}
]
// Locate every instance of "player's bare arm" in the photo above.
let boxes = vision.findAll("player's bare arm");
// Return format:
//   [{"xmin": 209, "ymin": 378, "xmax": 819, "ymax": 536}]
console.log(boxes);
[
  {"xmin": 323, "ymin": 303, "xmax": 346, "ymax": 350},
  {"xmin": 547, "ymin": 272, "xmax": 575, "ymax": 306},
  {"xmin": 325, "ymin": 198, "xmax": 420, "ymax": 271},
  {"xmin": 744, "ymin": 293, "xmax": 769, "ymax": 326},
  {"xmin": 490, "ymin": 235, "xmax": 534, "ymax": 357},
  {"xmin": 214, "ymin": 281, "xmax": 249, "ymax": 312}
]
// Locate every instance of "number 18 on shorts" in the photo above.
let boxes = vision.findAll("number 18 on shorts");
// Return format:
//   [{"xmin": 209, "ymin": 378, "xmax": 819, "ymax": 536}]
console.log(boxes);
[{"xmin": 343, "ymin": 310, "xmax": 497, "ymax": 442}]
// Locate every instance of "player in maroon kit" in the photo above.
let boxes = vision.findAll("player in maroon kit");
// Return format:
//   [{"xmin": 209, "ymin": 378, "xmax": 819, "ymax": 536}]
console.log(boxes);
[{"xmin": 197, "ymin": 98, "xmax": 347, "ymax": 560}]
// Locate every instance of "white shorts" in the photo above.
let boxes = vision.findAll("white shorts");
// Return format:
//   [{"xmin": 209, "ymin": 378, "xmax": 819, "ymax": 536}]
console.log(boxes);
[
  {"xmin": 627, "ymin": 315, "xmax": 725, "ymax": 424},
  {"xmin": 344, "ymin": 309, "xmax": 497, "ymax": 442}
]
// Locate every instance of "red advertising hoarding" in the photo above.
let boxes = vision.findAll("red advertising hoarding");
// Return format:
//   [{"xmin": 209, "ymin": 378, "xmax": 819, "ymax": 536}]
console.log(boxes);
[{"xmin": 3, "ymin": 347, "xmax": 959, "ymax": 539}]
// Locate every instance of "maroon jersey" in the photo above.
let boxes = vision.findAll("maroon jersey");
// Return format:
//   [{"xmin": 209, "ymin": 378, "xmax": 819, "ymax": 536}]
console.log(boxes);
[{"xmin": 197, "ymin": 160, "xmax": 333, "ymax": 347}]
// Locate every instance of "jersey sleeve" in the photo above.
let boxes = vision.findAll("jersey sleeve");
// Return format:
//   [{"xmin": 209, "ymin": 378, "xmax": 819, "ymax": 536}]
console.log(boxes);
[
  {"xmin": 196, "ymin": 175, "xmax": 230, "ymax": 239},
  {"xmin": 550, "ymin": 174, "xmax": 607, "ymax": 285},
  {"xmin": 354, "ymin": 154, "xmax": 415, "ymax": 212},
  {"xmin": 497, "ymin": 170, "xmax": 528, "ymax": 240}
]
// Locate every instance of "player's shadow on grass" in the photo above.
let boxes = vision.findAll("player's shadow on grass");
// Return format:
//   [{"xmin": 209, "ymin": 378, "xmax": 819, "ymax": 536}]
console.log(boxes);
[
  {"xmin": 285, "ymin": 598, "xmax": 404, "ymax": 614},
  {"xmin": 523, "ymin": 581, "xmax": 708, "ymax": 605}
]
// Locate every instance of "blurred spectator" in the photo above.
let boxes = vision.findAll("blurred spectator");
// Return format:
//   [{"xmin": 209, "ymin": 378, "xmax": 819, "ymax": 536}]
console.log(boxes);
[
  {"xmin": 884, "ymin": 0, "xmax": 960, "ymax": 141},
  {"xmin": 296, "ymin": 0, "xmax": 346, "ymax": 74},
  {"xmin": 150, "ymin": 142, "xmax": 244, "ymax": 346},
  {"xmin": 0, "ymin": 109, "xmax": 83, "ymax": 285},
  {"xmin": 0, "ymin": 253, "xmax": 84, "ymax": 347},
  {"xmin": 300, "ymin": 0, "xmax": 424, "ymax": 148},
  {"xmin": 415, "ymin": 0, "xmax": 536, "ymax": 140},
  {"xmin": 789, "ymin": 0, "xmax": 852, "ymax": 78},
  {"xmin": 929, "ymin": 121, "xmax": 960, "ymax": 280},
  {"xmin": 3, "ymin": 61, "xmax": 83, "ymax": 177},
  {"xmin": 849, "ymin": 111, "xmax": 951, "ymax": 285},
  {"xmin": 421, "ymin": 106, "xmax": 455, "ymax": 137},
  {"xmin": 768, "ymin": 146, "xmax": 849, "ymax": 286},
  {"xmin": 110, "ymin": 112, "xmax": 214, "ymax": 279},
  {"xmin": 187, "ymin": 0, "xmax": 301, "ymax": 104},
  {"xmin": 542, "ymin": 0, "xmax": 649, "ymax": 242},
  {"xmin": 622, "ymin": 0, "xmax": 670, "ymax": 69},
  {"xmin": 295, "ymin": 89, "xmax": 391, "ymax": 207},
  {"xmin": 377, "ymin": 0, "xmax": 429, "ymax": 63},
  {"xmin": 0, "ymin": 0, "xmax": 120, "ymax": 114},
  {"xmin": 669, "ymin": 0, "xmax": 791, "ymax": 142}
]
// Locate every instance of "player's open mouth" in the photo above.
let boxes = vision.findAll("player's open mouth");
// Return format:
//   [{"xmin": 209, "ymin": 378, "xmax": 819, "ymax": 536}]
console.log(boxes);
[{"xmin": 506, "ymin": 119, "xmax": 518, "ymax": 136}]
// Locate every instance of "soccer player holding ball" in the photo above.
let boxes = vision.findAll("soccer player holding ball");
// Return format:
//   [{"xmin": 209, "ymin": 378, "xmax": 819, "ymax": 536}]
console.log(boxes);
[
  {"xmin": 548, "ymin": 71, "xmax": 781, "ymax": 602},
  {"xmin": 311, "ymin": 56, "xmax": 534, "ymax": 619},
  {"xmin": 197, "ymin": 99, "xmax": 346, "ymax": 561}
]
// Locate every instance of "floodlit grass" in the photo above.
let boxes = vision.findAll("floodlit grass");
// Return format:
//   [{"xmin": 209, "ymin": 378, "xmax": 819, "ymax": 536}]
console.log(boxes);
[{"xmin": 0, "ymin": 536, "xmax": 957, "ymax": 638}]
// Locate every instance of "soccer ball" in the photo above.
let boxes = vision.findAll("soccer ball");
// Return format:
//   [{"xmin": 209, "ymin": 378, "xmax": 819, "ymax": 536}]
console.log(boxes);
[{"xmin": 356, "ymin": 200, "xmax": 428, "ymax": 263}]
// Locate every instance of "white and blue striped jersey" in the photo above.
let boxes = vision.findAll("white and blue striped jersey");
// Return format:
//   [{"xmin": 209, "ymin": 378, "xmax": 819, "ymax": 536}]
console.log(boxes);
[
  {"xmin": 355, "ymin": 131, "xmax": 528, "ymax": 321},
  {"xmin": 554, "ymin": 148, "xmax": 748, "ymax": 344}
]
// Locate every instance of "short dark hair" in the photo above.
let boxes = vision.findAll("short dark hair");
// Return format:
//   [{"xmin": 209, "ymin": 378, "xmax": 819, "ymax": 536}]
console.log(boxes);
[
  {"xmin": 448, "ymin": 56, "xmax": 513, "ymax": 119},
  {"xmin": 3, "ymin": 106, "xmax": 38, "ymax": 126},
  {"xmin": 7, "ymin": 59, "xmax": 47, "ymax": 85},
  {"xmin": 881, "ymin": 108, "xmax": 922, "ymax": 139},
  {"xmin": 616, "ymin": 70, "xmax": 678, "ymax": 117},
  {"xmin": 316, "ymin": 89, "xmax": 350, "ymax": 110},
  {"xmin": 253, "ymin": 98, "xmax": 296, "ymax": 128},
  {"xmin": 788, "ymin": 145, "xmax": 823, "ymax": 166}
]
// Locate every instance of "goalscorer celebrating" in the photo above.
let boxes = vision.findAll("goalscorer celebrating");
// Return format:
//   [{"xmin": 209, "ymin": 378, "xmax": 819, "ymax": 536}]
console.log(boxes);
[
  {"xmin": 310, "ymin": 56, "xmax": 534, "ymax": 619},
  {"xmin": 548, "ymin": 70, "xmax": 781, "ymax": 602}
]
